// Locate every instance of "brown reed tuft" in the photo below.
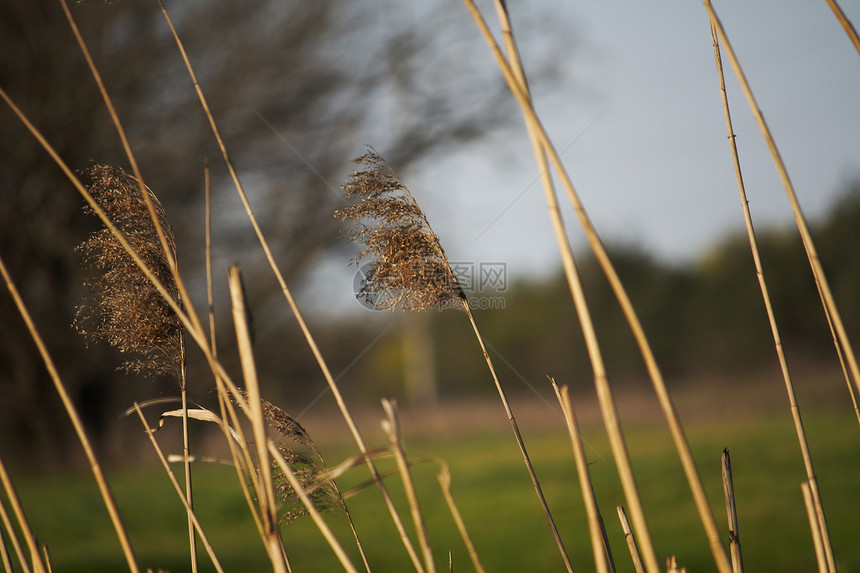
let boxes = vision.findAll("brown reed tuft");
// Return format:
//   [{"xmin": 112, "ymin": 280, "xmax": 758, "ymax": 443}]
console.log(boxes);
[
  {"xmin": 335, "ymin": 149, "xmax": 466, "ymax": 312},
  {"xmin": 272, "ymin": 446, "xmax": 344, "ymax": 525},
  {"xmin": 74, "ymin": 164, "xmax": 182, "ymax": 378},
  {"xmin": 234, "ymin": 389, "xmax": 316, "ymax": 451},
  {"xmin": 231, "ymin": 389, "xmax": 343, "ymax": 523}
]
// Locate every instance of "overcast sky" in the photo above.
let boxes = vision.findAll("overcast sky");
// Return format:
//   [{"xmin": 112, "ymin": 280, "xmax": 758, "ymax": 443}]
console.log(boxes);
[{"xmin": 304, "ymin": 1, "xmax": 860, "ymax": 312}]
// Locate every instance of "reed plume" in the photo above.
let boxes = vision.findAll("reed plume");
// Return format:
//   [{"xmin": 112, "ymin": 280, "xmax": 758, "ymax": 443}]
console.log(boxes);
[
  {"xmin": 335, "ymin": 149, "xmax": 466, "ymax": 312},
  {"xmin": 74, "ymin": 164, "xmax": 182, "ymax": 378},
  {"xmin": 74, "ymin": 164, "xmax": 199, "ymax": 571},
  {"xmin": 336, "ymin": 149, "xmax": 569, "ymax": 570}
]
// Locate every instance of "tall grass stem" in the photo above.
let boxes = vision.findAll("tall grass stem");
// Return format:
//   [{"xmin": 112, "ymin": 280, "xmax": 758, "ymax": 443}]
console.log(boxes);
[
  {"xmin": 616, "ymin": 506, "xmax": 645, "ymax": 573},
  {"xmin": 132, "ymin": 405, "xmax": 225, "ymax": 573},
  {"xmin": 436, "ymin": 467, "xmax": 485, "ymax": 573},
  {"xmin": 553, "ymin": 382, "xmax": 615, "ymax": 573},
  {"xmin": 801, "ymin": 482, "xmax": 829, "ymax": 573},
  {"xmin": 463, "ymin": 308, "xmax": 573, "ymax": 572},
  {"xmin": 0, "ymin": 458, "xmax": 40, "ymax": 573},
  {"xmin": 382, "ymin": 400, "xmax": 434, "ymax": 573},
  {"xmin": 704, "ymin": 0, "xmax": 860, "ymax": 439},
  {"xmin": 720, "ymin": 450, "xmax": 743, "ymax": 573},
  {"xmin": 465, "ymin": 3, "xmax": 732, "ymax": 570},
  {"xmin": 0, "ymin": 254, "xmax": 138, "ymax": 573},
  {"xmin": 825, "ymin": 0, "xmax": 860, "ymax": 54},
  {"xmin": 228, "ymin": 266, "xmax": 288, "ymax": 573},
  {"xmin": 708, "ymin": 21, "xmax": 836, "ymax": 568},
  {"xmin": 0, "ymin": 526, "xmax": 14, "ymax": 573}
]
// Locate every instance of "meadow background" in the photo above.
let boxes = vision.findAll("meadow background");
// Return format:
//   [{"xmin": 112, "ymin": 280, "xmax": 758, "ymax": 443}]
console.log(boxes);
[{"xmin": 1, "ymin": 1, "xmax": 859, "ymax": 572}]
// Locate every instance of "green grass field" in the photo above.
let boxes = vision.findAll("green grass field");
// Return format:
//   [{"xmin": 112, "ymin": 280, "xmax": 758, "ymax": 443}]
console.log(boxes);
[{"xmin": 11, "ymin": 401, "xmax": 860, "ymax": 573}]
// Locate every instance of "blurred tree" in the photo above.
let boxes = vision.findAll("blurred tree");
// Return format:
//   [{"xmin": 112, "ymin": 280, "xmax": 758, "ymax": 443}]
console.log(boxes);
[{"xmin": 0, "ymin": 0, "xmax": 529, "ymax": 465}]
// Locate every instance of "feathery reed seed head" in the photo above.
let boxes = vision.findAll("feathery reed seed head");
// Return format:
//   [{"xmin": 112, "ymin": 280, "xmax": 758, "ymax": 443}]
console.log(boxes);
[
  {"xmin": 74, "ymin": 164, "xmax": 182, "ymax": 378},
  {"xmin": 272, "ymin": 445, "xmax": 344, "ymax": 524},
  {"xmin": 233, "ymin": 389, "xmax": 342, "ymax": 524},
  {"xmin": 335, "ymin": 150, "xmax": 466, "ymax": 312}
]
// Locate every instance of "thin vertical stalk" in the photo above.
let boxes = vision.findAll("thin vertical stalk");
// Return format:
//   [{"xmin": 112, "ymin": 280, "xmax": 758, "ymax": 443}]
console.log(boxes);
[
  {"xmin": 154, "ymin": 5, "xmax": 422, "ymax": 567},
  {"xmin": 228, "ymin": 266, "xmax": 288, "ymax": 573},
  {"xmin": 132, "ymin": 405, "xmax": 225, "ymax": 573},
  {"xmin": 801, "ymin": 482, "xmax": 829, "ymax": 573},
  {"xmin": 708, "ymin": 22, "xmax": 837, "ymax": 569},
  {"xmin": 553, "ymin": 382, "xmax": 616, "ymax": 573},
  {"xmin": 704, "ymin": 0, "xmax": 860, "ymax": 441},
  {"xmin": 204, "ymin": 162, "xmax": 274, "ymax": 555},
  {"xmin": 463, "ymin": 308, "xmax": 573, "ymax": 573},
  {"xmin": 0, "ymin": 526, "xmax": 14, "ymax": 573},
  {"xmin": 179, "ymin": 335, "xmax": 196, "ymax": 572},
  {"xmin": 0, "ymin": 459, "xmax": 45, "ymax": 573},
  {"xmin": 436, "ymin": 467, "xmax": 485, "ymax": 573},
  {"xmin": 467, "ymin": 2, "xmax": 662, "ymax": 570},
  {"xmin": 720, "ymin": 450, "xmax": 743, "ymax": 573},
  {"xmin": 41, "ymin": 546, "xmax": 52, "ymax": 573},
  {"xmin": 382, "ymin": 400, "xmax": 434, "ymax": 573},
  {"xmin": 825, "ymin": 0, "xmax": 860, "ymax": 54},
  {"xmin": 0, "ymin": 255, "xmax": 138, "ymax": 573},
  {"xmin": 616, "ymin": 506, "xmax": 645, "ymax": 573},
  {"xmin": 0, "ymin": 479, "xmax": 34, "ymax": 573},
  {"xmin": 463, "ymin": 3, "xmax": 732, "ymax": 570}
]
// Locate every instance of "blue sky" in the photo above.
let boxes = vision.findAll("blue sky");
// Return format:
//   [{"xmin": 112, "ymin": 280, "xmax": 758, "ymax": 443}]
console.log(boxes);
[{"xmin": 304, "ymin": 1, "xmax": 860, "ymax": 312}]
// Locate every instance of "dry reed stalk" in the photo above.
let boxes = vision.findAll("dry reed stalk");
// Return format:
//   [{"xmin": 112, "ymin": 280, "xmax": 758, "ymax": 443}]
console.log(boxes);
[
  {"xmin": 666, "ymin": 556, "xmax": 686, "ymax": 573},
  {"xmin": 0, "ymin": 527, "xmax": 14, "ymax": 573},
  {"xmin": 720, "ymin": 450, "xmax": 743, "ymax": 573},
  {"xmin": 131, "ymin": 405, "xmax": 225, "ymax": 573},
  {"xmin": 709, "ymin": 25, "xmax": 836, "ymax": 573},
  {"xmin": 0, "ymin": 460, "xmax": 40, "ymax": 573},
  {"xmin": 473, "ymin": 1, "xmax": 658, "ymax": 569},
  {"xmin": 491, "ymin": 2, "xmax": 621, "ymax": 570},
  {"xmin": 436, "ymin": 466, "xmax": 485, "ymax": 573},
  {"xmin": 153, "ymin": 5, "xmax": 420, "ymax": 568},
  {"xmin": 0, "ymin": 254, "xmax": 138, "ymax": 572},
  {"xmin": 552, "ymin": 381, "xmax": 615, "ymax": 573},
  {"xmin": 41, "ymin": 546, "xmax": 52, "ymax": 573},
  {"xmin": 336, "ymin": 149, "xmax": 570, "ymax": 572},
  {"xmin": 801, "ymin": 482, "xmax": 829, "ymax": 573},
  {"xmin": 704, "ymin": 0, "xmax": 860, "ymax": 431},
  {"xmin": 202, "ymin": 162, "xmax": 275, "ymax": 547},
  {"xmin": 825, "ymin": 0, "xmax": 860, "ymax": 54},
  {"xmin": 0, "ymin": 503, "xmax": 28, "ymax": 573},
  {"xmin": 228, "ymin": 266, "xmax": 289, "ymax": 573},
  {"xmin": 616, "ymin": 506, "xmax": 645, "ymax": 573},
  {"xmin": 705, "ymin": 5, "xmax": 844, "ymax": 569},
  {"xmin": 382, "ymin": 400, "xmax": 435, "ymax": 573},
  {"xmin": 464, "ymin": 3, "xmax": 734, "ymax": 571}
]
